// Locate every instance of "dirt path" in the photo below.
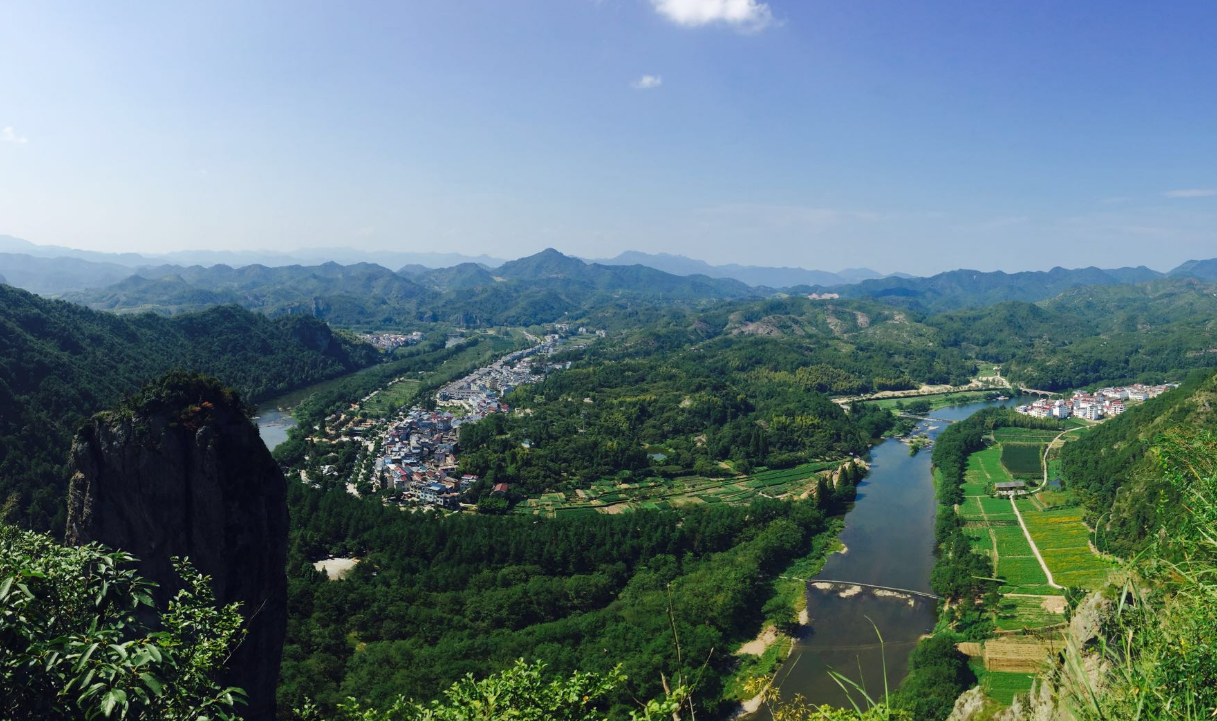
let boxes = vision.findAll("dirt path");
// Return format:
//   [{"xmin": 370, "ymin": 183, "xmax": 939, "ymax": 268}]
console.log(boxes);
[
  {"xmin": 1009, "ymin": 496, "xmax": 1063, "ymax": 590},
  {"xmin": 1039, "ymin": 425, "xmax": 1088, "ymax": 486}
]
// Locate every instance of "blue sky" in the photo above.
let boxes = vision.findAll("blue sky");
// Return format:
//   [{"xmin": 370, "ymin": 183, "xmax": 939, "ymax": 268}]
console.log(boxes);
[{"xmin": 2, "ymin": 0, "xmax": 1216, "ymax": 274}]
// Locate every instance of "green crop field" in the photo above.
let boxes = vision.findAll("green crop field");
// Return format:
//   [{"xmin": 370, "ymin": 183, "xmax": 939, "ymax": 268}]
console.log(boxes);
[
  {"xmin": 994, "ymin": 595, "xmax": 1065, "ymax": 631},
  {"xmin": 979, "ymin": 496, "xmax": 1017, "ymax": 518},
  {"xmin": 993, "ymin": 427, "xmax": 1062, "ymax": 443},
  {"xmin": 1000, "ymin": 443, "xmax": 1044, "ymax": 477},
  {"xmin": 983, "ymin": 672, "xmax": 1035, "ymax": 705},
  {"xmin": 993, "ymin": 525, "xmax": 1035, "ymax": 557},
  {"xmin": 997, "ymin": 557, "xmax": 1049, "ymax": 589},
  {"xmin": 959, "ymin": 496, "xmax": 985, "ymax": 520},
  {"xmin": 1014, "ymin": 501, "xmax": 1111, "ymax": 588}
]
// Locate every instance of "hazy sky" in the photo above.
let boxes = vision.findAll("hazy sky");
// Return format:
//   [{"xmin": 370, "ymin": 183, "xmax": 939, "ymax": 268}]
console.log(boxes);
[{"xmin": 2, "ymin": 1, "xmax": 1216, "ymax": 275}]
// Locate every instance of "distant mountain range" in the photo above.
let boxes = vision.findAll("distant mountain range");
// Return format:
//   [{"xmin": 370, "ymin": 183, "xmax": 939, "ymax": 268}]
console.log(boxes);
[
  {"xmin": 9, "ymin": 233, "xmax": 1217, "ymax": 320},
  {"xmin": 61, "ymin": 248, "xmax": 758, "ymax": 328},
  {"xmin": 798, "ymin": 265, "xmax": 1177, "ymax": 313},
  {"xmin": 589, "ymin": 251, "xmax": 890, "ymax": 288},
  {"xmin": 0, "ymin": 235, "xmax": 894, "ymax": 293},
  {"xmin": 0, "ymin": 235, "xmax": 505, "ymax": 273}
]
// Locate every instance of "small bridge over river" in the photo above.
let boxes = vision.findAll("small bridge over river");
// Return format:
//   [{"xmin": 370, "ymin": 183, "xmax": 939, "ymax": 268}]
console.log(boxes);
[{"xmin": 782, "ymin": 576, "xmax": 940, "ymax": 601}]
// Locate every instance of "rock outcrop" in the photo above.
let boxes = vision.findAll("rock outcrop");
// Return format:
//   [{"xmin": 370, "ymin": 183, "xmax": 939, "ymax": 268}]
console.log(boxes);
[{"xmin": 66, "ymin": 372, "xmax": 288, "ymax": 721}]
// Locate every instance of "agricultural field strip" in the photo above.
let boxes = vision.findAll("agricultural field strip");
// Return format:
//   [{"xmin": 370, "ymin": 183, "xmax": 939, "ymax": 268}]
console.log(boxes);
[
  {"xmin": 536, "ymin": 461, "xmax": 838, "ymax": 514},
  {"xmin": 1008, "ymin": 495, "xmax": 1063, "ymax": 590},
  {"xmin": 1013, "ymin": 500, "xmax": 1111, "ymax": 587}
]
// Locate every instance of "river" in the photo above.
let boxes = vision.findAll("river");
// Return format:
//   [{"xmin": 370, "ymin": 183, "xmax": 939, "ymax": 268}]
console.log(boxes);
[
  {"xmin": 753, "ymin": 397, "xmax": 1025, "ymax": 716},
  {"xmin": 252, "ymin": 365, "xmax": 388, "ymax": 451}
]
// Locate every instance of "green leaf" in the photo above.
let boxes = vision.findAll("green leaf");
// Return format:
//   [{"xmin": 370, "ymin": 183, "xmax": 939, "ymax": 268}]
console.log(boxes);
[
  {"xmin": 139, "ymin": 672, "xmax": 164, "ymax": 697},
  {"xmin": 100, "ymin": 687, "xmax": 126, "ymax": 717}
]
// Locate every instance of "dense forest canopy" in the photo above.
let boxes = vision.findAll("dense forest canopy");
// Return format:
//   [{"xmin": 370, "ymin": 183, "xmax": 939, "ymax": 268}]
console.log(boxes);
[
  {"xmin": 1059, "ymin": 367, "xmax": 1217, "ymax": 555},
  {"xmin": 281, "ymin": 484, "xmax": 839, "ymax": 720},
  {"xmin": 454, "ymin": 328, "xmax": 951, "ymax": 499},
  {"xmin": 0, "ymin": 284, "xmax": 378, "ymax": 532}
]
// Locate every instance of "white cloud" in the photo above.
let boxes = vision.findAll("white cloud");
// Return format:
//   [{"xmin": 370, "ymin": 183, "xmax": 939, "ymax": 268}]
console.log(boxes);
[
  {"xmin": 631, "ymin": 74, "xmax": 663, "ymax": 90},
  {"xmin": 1163, "ymin": 188, "xmax": 1217, "ymax": 198},
  {"xmin": 1, "ymin": 127, "xmax": 28, "ymax": 144},
  {"xmin": 650, "ymin": 0, "xmax": 774, "ymax": 30}
]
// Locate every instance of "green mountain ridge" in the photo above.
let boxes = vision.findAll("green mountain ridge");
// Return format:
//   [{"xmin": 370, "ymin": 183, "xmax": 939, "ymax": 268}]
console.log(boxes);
[{"xmin": 0, "ymin": 284, "xmax": 378, "ymax": 532}]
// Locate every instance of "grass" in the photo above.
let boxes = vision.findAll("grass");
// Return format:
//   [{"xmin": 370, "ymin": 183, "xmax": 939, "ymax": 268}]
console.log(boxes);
[
  {"xmin": 722, "ymin": 634, "xmax": 793, "ymax": 702},
  {"xmin": 982, "ymin": 672, "xmax": 1036, "ymax": 705},
  {"xmin": 361, "ymin": 378, "xmax": 422, "ymax": 416},
  {"xmin": 1000, "ymin": 443, "xmax": 1045, "ymax": 477},
  {"xmin": 867, "ymin": 389, "xmax": 999, "ymax": 411},
  {"xmin": 993, "ymin": 595, "xmax": 1065, "ymax": 631}
]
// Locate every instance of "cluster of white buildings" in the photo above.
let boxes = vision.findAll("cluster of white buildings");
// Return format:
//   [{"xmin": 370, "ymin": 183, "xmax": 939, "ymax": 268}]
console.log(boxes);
[
  {"xmin": 436, "ymin": 336, "xmax": 565, "ymax": 406},
  {"xmin": 359, "ymin": 331, "xmax": 424, "ymax": 350},
  {"xmin": 371, "ymin": 333, "xmax": 579, "ymax": 509},
  {"xmin": 1017, "ymin": 383, "xmax": 1175, "ymax": 421}
]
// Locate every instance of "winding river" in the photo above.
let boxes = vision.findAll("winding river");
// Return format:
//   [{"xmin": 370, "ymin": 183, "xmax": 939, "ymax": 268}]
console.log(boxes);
[{"xmin": 754, "ymin": 397, "xmax": 1025, "ymax": 715}]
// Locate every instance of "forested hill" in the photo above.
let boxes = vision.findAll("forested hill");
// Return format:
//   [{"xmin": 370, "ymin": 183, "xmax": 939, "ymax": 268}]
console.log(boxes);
[
  {"xmin": 1060, "ymin": 368, "xmax": 1217, "ymax": 555},
  {"xmin": 0, "ymin": 284, "xmax": 378, "ymax": 532},
  {"xmin": 926, "ymin": 278, "xmax": 1217, "ymax": 390},
  {"xmin": 803, "ymin": 264, "xmax": 1164, "ymax": 313},
  {"xmin": 63, "ymin": 249, "xmax": 758, "ymax": 329}
]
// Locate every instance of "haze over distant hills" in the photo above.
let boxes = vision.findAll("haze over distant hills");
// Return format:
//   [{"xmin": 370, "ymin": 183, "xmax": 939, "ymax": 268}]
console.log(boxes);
[
  {"xmin": 805, "ymin": 265, "xmax": 1170, "ymax": 313},
  {"xmin": 0, "ymin": 235, "xmax": 505, "ymax": 273},
  {"xmin": 62, "ymin": 248, "xmax": 758, "ymax": 328},
  {"xmin": 9, "ymin": 233, "xmax": 1217, "ymax": 320},
  {"xmin": 590, "ymin": 251, "xmax": 889, "ymax": 288},
  {"xmin": 0, "ymin": 234, "xmax": 891, "ymax": 293}
]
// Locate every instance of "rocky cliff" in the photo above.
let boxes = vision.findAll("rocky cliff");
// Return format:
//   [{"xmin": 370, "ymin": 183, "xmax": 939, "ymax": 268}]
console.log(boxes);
[{"xmin": 66, "ymin": 372, "xmax": 288, "ymax": 721}]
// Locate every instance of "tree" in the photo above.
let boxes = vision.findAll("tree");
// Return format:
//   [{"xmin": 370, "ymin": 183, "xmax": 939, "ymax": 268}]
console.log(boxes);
[
  {"xmin": 0, "ymin": 523, "xmax": 247, "ymax": 721},
  {"xmin": 297, "ymin": 660, "xmax": 684, "ymax": 721}
]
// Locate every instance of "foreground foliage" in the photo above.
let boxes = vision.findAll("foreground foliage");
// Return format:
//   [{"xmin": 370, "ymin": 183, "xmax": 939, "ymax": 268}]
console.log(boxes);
[
  {"xmin": 0, "ymin": 523, "xmax": 245, "ymax": 720},
  {"xmin": 296, "ymin": 660, "xmax": 684, "ymax": 721}
]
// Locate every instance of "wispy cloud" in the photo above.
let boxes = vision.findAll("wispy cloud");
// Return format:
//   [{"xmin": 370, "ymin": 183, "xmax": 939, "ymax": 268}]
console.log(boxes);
[
  {"xmin": 650, "ymin": 0, "xmax": 774, "ymax": 31},
  {"xmin": 1, "ymin": 126, "xmax": 28, "ymax": 144},
  {"xmin": 1163, "ymin": 188, "xmax": 1216, "ymax": 198},
  {"xmin": 631, "ymin": 74, "xmax": 663, "ymax": 90}
]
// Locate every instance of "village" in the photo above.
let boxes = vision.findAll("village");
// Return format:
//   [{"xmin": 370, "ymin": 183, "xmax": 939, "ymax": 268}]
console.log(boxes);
[
  {"xmin": 358, "ymin": 330, "xmax": 425, "ymax": 350},
  {"xmin": 1015, "ymin": 382, "xmax": 1174, "ymax": 420},
  {"xmin": 362, "ymin": 331, "xmax": 581, "ymax": 510}
]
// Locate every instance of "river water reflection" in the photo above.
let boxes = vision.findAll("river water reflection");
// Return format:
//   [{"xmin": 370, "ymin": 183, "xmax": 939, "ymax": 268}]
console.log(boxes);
[{"xmin": 753, "ymin": 397, "xmax": 1026, "ymax": 716}]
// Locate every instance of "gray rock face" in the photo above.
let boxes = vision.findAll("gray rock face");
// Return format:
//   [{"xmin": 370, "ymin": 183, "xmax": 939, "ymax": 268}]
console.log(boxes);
[{"xmin": 66, "ymin": 376, "xmax": 288, "ymax": 721}]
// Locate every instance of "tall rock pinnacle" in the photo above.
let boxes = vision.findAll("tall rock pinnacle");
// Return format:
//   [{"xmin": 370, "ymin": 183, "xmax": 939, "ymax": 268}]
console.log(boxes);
[{"xmin": 66, "ymin": 372, "xmax": 288, "ymax": 720}]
